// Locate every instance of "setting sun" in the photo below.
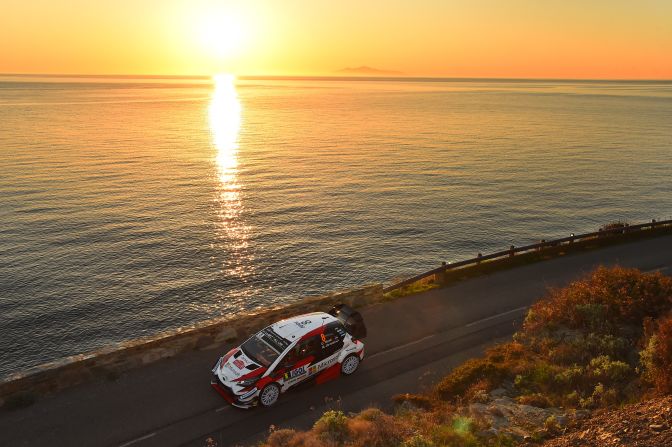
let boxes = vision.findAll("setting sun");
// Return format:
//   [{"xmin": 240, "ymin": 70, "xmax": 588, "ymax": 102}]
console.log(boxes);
[{"xmin": 198, "ymin": 11, "xmax": 247, "ymax": 59}]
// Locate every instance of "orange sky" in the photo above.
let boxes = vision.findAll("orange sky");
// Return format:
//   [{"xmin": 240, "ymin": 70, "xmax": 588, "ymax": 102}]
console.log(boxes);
[{"xmin": 1, "ymin": 0, "xmax": 671, "ymax": 79}]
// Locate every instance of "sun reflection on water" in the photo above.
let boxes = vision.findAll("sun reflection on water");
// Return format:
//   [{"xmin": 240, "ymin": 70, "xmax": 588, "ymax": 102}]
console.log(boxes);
[
  {"xmin": 210, "ymin": 73, "xmax": 241, "ymax": 184},
  {"xmin": 208, "ymin": 74, "xmax": 253, "ymax": 290}
]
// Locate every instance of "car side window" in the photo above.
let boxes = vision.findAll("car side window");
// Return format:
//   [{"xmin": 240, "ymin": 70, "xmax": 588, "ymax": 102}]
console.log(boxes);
[
  {"xmin": 285, "ymin": 336, "xmax": 320, "ymax": 364},
  {"xmin": 279, "ymin": 340, "xmax": 307, "ymax": 370}
]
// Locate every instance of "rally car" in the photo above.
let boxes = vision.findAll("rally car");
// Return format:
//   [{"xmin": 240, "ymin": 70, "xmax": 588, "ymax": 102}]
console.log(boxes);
[{"xmin": 211, "ymin": 304, "xmax": 366, "ymax": 408}]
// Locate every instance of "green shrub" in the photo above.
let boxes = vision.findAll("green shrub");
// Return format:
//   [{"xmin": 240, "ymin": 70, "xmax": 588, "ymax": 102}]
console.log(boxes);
[
  {"xmin": 581, "ymin": 333, "xmax": 631, "ymax": 360},
  {"xmin": 564, "ymin": 390, "xmax": 580, "ymax": 406},
  {"xmin": 589, "ymin": 355, "xmax": 631, "ymax": 383},
  {"xmin": 435, "ymin": 358, "xmax": 508, "ymax": 400},
  {"xmin": 554, "ymin": 364, "xmax": 584, "ymax": 387},
  {"xmin": 580, "ymin": 383, "xmax": 618, "ymax": 408},
  {"xmin": 451, "ymin": 415, "xmax": 472, "ymax": 435},
  {"xmin": 640, "ymin": 334, "xmax": 659, "ymax": 385},
  {"xmin": 488, "ymin": 434, "xmax": 519, "ymax": 447},
  {"xmin": 544, "ymin": 415, "xmax": 561, "ymax": 435},
  {"xmin": 355, "ymin": 407, "xmax": 384, "ymax": 422},
  {"xmin": 401, "ymin": 435, "xmax": 435, "ymax": 447},
  {"xmin": 313, "ymin": 410, "xmax": 350, "ymax": 444},
  {"xmin": 640, "ymin": 316, "xmax": 672, "ymax": 394},
  {"xmin": 517, "ymin": 393, "xmax": 552, "ymax": 408},
  {"xmin": 547, "ymin": 342, "xmax": 584, "ymax": 365},
  {"xmin": 575, "ymin": 303, "xmax": 608, "ymax": 331},
  {"xmin": 392, "ymin": 393, "xmax": 434, "ymax": 410},
  {"xmin": 513, "ymin": 362, "xmax": 559, "ymax": 394},
  {"xmin": 523, "ymin": 266, "xmax": 672, "ymax": 334},
  {"xmin": 429, "ymin": 417, "xmax": 479, "ymax": 447}
]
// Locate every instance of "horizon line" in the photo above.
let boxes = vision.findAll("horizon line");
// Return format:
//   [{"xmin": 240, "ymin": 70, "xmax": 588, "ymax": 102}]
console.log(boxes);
[{"xmin": 2, "ymin": 72, "xmax": 672, "ymax": 83}]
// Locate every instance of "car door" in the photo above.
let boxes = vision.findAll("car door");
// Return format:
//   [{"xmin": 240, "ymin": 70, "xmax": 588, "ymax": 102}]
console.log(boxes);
[
  {"xmin": 306, "ymin": 324, "xmax": 346, "ymax": 376},
  {"xmin": 279, "ymin": 336, "xmax": 320, "ymax": 388},
  {"xmin": 320, "ymin": 325, "xmax": 345, "ymax": 360}
]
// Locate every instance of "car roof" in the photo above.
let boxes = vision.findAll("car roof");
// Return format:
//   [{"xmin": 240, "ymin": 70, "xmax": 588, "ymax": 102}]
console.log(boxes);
[{"xmin": 270, "ymin": 312, "xmax": 338, "ymax": 342}]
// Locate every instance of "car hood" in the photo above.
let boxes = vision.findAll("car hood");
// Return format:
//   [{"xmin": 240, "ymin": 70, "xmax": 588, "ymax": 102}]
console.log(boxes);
[{"xmin": 218, "ymin": 349, "xmax": 265, "ymax": 382}]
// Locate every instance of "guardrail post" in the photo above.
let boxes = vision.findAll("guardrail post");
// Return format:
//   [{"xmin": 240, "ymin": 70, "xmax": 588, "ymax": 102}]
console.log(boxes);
[
  {"xmin": 509, "ymin": 245, "xmax": 515, "ymax": 257},
  {"xmin": 477, "ymin": 253, "xmax": 482, "ymax": 264}
]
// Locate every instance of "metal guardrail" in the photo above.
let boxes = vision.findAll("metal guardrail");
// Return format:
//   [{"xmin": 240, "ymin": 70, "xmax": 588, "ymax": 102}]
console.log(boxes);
[{"xmin": 383, "ymin": 219, "xmax": 672, "ymax": 294}]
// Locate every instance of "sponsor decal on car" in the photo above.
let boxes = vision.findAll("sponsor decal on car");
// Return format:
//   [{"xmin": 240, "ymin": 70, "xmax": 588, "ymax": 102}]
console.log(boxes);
[
  {"xmin": 294, "ymin": 320, "xmax": 311, "ymax": 329},
  {"xmin": 240, "ymin": 388, "xmax": 258, "ymax": 400},
  {"xmin": 321, "ymin": 339, "xmax": 339, "ymax": 349},
  {"xmin": 283, "ymin": 365, "xmax": 306, "ymax": 381},
  {"xmin": 307, "ymin": 356, "xmax": 338, "ymax": 375},
  {"xmin": 258, "ymin": 327, "xmax": 291, "ymax": 353},
  {"xmin": 233, "ymin": 359, "xmax": 245, "ymax": 369}
]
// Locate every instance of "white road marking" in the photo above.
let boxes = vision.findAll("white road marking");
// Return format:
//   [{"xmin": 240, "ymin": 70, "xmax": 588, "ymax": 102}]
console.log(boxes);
[
  {"xmin": 368, "ymin": 306, "xmax": 528, "ymax": 360},
  {"xmin": 118, "ymin": 432, "xmax": 156, "ymax": 447},
  {"xmin": 215, "ymin": 406, "xmax": 229, "ymax": 413},
  {"xmin": 368, "ymin": 334, "xmax": 437, "ymax": 360},
  {"xmin": 465, "ymin": 306, "xmax": 528, "ymax": 328}
]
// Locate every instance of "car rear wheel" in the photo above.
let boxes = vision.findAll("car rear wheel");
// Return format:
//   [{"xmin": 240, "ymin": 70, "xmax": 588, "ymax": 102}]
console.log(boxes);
[
  {"xmin": 259, "ymin": 383, "xmax": 280, "ymax": 407},
  {"xmin": 341, "ymin": 354, "xmax": 360, "ymax": 375}
]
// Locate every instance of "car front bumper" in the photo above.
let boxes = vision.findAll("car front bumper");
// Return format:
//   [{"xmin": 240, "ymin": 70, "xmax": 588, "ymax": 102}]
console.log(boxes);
[{"xmin": 211, "ymin": 375, "xmax": 258, "ymax": 409}]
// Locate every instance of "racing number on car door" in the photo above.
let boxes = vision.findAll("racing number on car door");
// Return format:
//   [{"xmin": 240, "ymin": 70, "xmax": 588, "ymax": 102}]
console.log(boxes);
[{"xmin": 317, "ymin": 327, "xmax": 344, "ymax": 361}]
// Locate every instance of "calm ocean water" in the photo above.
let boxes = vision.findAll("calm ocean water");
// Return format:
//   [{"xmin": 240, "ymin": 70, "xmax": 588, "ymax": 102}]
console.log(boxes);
[{"xmin": 1, "ymin": 76, "xmax": 671, "ymax": 378}]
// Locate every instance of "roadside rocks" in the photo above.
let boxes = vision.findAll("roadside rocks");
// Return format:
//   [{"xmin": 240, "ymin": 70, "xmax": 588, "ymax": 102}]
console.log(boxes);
[
  {"xmin": 490, "ymin": 387, "xmax": 510, "ymax": 398},
  {"xmin": 540, "ymin": 396, "xmax": 672, "ymax": 447},
  {"xmin": 468, "ymin": 395, "xmax": 568, "ymax": 441}
]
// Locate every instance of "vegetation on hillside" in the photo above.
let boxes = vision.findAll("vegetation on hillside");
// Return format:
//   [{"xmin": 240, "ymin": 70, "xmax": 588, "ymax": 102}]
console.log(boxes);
[{"xmin": 260, "ymin": 266, "xmax": 672, "ymax": 446}]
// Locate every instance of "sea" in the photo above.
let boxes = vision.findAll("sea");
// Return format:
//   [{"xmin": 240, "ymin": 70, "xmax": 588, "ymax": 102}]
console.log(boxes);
[{"xmin": 1, "ymin": 75, "xmax": 671, "ymax": 378}]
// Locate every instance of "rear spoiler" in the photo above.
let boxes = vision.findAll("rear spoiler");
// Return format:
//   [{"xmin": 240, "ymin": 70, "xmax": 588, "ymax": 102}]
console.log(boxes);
[{"xmin": 328, "ymin": 304, "xmax": 367, "ymax": 339}]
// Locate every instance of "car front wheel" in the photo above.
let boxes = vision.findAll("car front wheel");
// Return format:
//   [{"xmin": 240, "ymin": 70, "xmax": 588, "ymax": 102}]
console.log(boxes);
[
  {"xmin": 340, "ymin": 354, "xmax": 360, "ymax": 375},
  {"xmin": 259, "ymin": 383, "xmax": 280, "ymax": 407}
]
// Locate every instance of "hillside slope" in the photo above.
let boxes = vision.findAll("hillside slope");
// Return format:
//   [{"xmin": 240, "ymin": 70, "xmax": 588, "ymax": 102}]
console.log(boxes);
[{"xmin": 261, "ymin": 266, "xmax": 672, "ymax": 447}]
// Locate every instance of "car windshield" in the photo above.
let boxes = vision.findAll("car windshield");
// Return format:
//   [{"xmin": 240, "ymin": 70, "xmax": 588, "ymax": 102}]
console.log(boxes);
[{"xmin": 241, "ymin": 327, "xmax": 289, "ymax": 367}]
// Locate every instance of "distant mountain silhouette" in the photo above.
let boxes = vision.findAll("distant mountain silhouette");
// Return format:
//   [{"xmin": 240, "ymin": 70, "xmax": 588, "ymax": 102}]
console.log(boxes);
[{"xmin": 336, "ymin": 66, "xmax": 402, "ymax": 76}]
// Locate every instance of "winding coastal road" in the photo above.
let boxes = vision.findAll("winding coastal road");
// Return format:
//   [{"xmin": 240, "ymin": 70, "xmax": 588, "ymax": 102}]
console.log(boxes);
[{"xmin": 2, "ymin": 235, "xmax": 672, "ymax": 447}]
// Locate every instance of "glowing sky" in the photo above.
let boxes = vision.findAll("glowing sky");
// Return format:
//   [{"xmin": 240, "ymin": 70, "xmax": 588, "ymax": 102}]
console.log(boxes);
[{"xmin": 1, "ymin": 0, "xmax": 671, "ymax": 79}]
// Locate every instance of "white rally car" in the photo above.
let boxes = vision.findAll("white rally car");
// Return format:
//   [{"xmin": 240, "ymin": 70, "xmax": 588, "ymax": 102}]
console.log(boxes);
[{"xmin": 211, "ymin": 304, "xmax": 366, "ymax": 408}]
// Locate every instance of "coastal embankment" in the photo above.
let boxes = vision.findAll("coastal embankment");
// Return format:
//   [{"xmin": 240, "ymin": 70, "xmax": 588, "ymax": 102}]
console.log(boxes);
[{"xmin": 0, "ymin": 285, "xmax": 383, "ymax": 409}]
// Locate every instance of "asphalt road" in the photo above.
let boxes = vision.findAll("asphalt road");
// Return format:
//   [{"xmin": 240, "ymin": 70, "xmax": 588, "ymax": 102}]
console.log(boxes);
[{"xmin": 2, "ymin": 235, "xmax": 671, "ymax": 447}]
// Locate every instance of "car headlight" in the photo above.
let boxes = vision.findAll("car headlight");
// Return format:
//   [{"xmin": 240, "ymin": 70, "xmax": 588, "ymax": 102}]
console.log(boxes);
[{"xmin": 237, "ymin": 377, "xmax": 259, "ymax": 388}]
